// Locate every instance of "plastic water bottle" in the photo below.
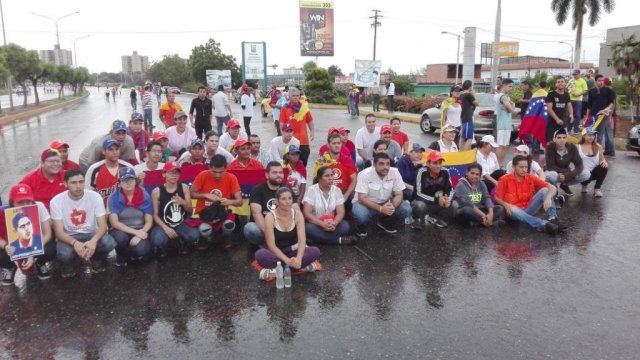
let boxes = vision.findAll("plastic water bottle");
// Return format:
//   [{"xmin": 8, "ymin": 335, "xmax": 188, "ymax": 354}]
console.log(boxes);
[
  {"xmin": 284, "ymin": 265, "xmax": 292, "ymax": 288},
  {"xmin": 275, "ymin": 261, "xmax": 284, "ymax": 289}
]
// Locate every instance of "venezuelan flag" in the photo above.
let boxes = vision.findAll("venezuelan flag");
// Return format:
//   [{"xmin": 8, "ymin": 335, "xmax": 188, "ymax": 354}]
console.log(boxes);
[
  {"xmin": 519, "ymin": 89, "xmax": 548, "ymax": 147},
  {"xmin": 227, "ymin": 169, "xmax": 265, "ymax": 216},
  {"xmin": 422, "ymin": 149, "xmax": 477, "ymax": 188},
  {"xmin": 142, "ymin": 164, "xmax": 207, "ymax": 194}
]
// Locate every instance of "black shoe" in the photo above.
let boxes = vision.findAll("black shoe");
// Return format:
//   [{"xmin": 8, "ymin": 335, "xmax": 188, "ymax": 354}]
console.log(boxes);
[
  {"xmin": 36, "ymin": 262, "xmax": 51, "ymax": 280},
  {"xmin": 60, "ymin": 263, "xmax": 76, "ymax": 278},
  {"xmin": 338, "ymin": 235, "xmax": 358, "ymax": 245},
  {"xmin": 2, "ymin": 267, "xmax": 17, "ymax": 286},
  {"xmin": 91, "ymin": 259, "xmax": 107, "ymax": 273},
  {"xmin": 560, "ymin": 184, "xmax": 573, "ymax": 196},
  {"xmin": 376, "ymin": 220, "xmax": 398, "ymax": 234},
  {"xmin": 555, "ymin": 195, "xmax": 565, "ymax": 209},
  {"xmin": 548, "ymin": 218, "xmax": 568, "ymax": 232},
  {"xmin": 545, "ymin": 222, "xmax": 559, "ymax": 235},
  {"xmin": 411, "ymin": 218, "xmax": 424, "ymax": 230},
  {"xmin": 115, "ymin": 254, "xmax": 127, "ymax": 267},
  {"xmin": 426, "ymin": 215, "xmax": 448, "ymax": 228},
  {"xmin": 355, "ymin": 225, "xmax": 368, "ymax": 237}
]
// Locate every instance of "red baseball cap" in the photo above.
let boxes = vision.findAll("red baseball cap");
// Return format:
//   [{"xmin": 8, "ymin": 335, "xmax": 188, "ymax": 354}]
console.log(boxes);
[
  {"xmin": 327, "ymin": 126, "xmax": 340, "ymax": 135},
  {"xmin": 427, "ymin": 150, "xmax": 445, "ymax": 163},
  {"xmin": 10, "ymin": 184, "xmax": 34, "ymax": 203},
  {"xmin": 234, "ymin": 139, "xmax": 249, "ymax": 148},
  {"xmin": 227, "ymin": 119, "xmax": 241, "ymax": 129},
  {"xmin": 338, "ymin": 127, "xmax": 351, "ymax": 134},
  {"xmin": 153, "ymin": 130, "xmax": 168, "ymax": 141},
  {"xmin": 50, "ymin": 140, "xmax": 69, "ymax": 149},
  {"xmin": 163, "ymin": 161, "xmax": 181, "ymax": 173},
  {"xmin": 380, "ymin": 124, "xmax": 392, "ymax": 134}
]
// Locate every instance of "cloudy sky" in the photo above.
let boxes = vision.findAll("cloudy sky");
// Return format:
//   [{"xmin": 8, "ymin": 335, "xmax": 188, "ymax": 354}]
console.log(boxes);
[{"xmin": 1, "ymin": 0, "xmax": 633, "ymax": 76}]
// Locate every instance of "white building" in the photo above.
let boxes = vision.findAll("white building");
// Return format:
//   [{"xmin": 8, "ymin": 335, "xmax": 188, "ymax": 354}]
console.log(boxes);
[
  {"xmin": 480, "ymin": 56, "xmax": 594, "ymax": 81},
  {"xmin": 599, "ymin": 25, "xmax": 640, "ymax": 77},
  {"xmin": 121, "ymin": 51, "xmax": 149, "ymax": 84},
  {"xmin": 38, "ymin": 45, "xmax": 73, "ymax": 67}
]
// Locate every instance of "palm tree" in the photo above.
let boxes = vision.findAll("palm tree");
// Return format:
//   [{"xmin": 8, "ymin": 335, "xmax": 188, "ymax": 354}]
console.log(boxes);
[
  {"xmin": 611, "ymin": 34, "xmax": 640, "ymax": 120},
  {"xmin": 551, "ymin": 0, "xmax": 615, "ymax": 68}
]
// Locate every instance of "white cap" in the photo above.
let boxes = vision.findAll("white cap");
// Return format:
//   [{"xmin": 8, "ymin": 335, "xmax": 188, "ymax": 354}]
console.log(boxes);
[
  {"xmin": 514, "ymin": 144, "xmax": 530, "ymax": 154},
  {"xmin": 480, "ymin": 134, "xmax": 498, "ymax": 148}
]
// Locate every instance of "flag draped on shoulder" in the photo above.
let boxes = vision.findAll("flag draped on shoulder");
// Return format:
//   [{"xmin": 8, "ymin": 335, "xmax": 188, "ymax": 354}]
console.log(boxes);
[
  {"xmin": 421, "ymin": 149, "xmax": 477, "ymax": 188},
  {"xmin": 518, "ymin": 89, "xmax": 548, "ymax": 147}
]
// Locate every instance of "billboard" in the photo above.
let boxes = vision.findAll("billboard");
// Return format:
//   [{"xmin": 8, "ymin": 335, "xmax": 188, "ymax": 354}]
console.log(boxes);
[
  {"xmin": 354, "ymin": 60, "xmax": 382, "ymax": 87},
  {"xmin": 490, "ymin": 41, "xmax": 519, "ymax": 57},
  {"xmin": 299, "ymin": 1, "xmax": 334, "ymax": 56},
  {"xmin": 242, "ymin": 42, "xmax": 266, "ymax": 80},
  {"xmin": 206, "ymin": 70, "xmax": 232, "ymax": 89}
]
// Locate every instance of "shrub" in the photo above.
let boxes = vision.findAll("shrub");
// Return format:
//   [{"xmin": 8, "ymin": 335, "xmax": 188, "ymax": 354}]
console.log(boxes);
[{"xmin": 387, "ymin": 96, "xmax": 442, "ymax": 113}]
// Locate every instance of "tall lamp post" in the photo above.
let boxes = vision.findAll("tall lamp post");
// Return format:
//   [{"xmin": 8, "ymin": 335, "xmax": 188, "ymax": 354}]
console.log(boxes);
[
  {"xmin": 442, "ymin": 31, "xmax": 462, "ymax": 85},
  {"xmin": 0, "ymin": 0, "xmax": 13, "ymax": 110},
  {"xmin": 559, "ymin": 41, "xmax": 574, "ymax": 73},
  {"xmin": 32, "ymin": 11, "xmax": 79, "ymax": 48},
  {"xmin": 73, "ymin": 35, "xmax": 90, "ymax": 68}
]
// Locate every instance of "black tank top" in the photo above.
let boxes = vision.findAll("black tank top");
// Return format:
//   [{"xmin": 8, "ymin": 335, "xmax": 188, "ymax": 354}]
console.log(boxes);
[
  {"xmin": 273, "ymin": 208, "xmax": 298, "ymax": 249},
  {"xmin": 159, "ymin": 185, "xmax": 186, "ymax": 228}
]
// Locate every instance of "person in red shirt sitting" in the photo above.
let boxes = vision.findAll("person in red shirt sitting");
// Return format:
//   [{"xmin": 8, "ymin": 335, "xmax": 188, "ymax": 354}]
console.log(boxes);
[
  {"xmin": 228, "ymin": 139, "xmax": 265, "ymax": 171},
  {"xmin": 49, "ymin": 140, "xmax": 80, "ymax": 173},
  {"xmin": 494, "ymin": 155, "xmax": 565, "ymax": 235},
  {"xmin": 19, "ymin": 148, "xmax": 66, "ymax": 209}
]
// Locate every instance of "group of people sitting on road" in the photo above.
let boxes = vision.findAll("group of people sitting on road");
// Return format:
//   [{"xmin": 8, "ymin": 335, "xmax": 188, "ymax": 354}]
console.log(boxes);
[{"xmin": 0, "ymin": 83, "xmax": 611, "ymax": 285}]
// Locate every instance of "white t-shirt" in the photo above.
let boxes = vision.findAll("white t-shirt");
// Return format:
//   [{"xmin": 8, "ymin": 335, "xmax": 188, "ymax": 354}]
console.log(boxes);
[
  {"xmin": 445, "ymin": 104, "xmax": 462, "ymax": 127},
  {"xmin": 133, "ymin": 161, "xmax": 165, "ymax": 175},
  {"xmin": 240, "ymin": 93, "xmax": 255, "ymax": 117},
  {"xmin": 476, "ymin": 151, "xmax": 500, "ymax": 176},
  {"xmin": 387, "ymin": 82, "xmax": 395, "ymax": 96},
  {"xmin": 437, "ymin": 139, "xmax": 459, "ymax": 153},
  {"xmin": 268, "ymin": 136, "xmax": 300, "ymax": 161},
  {"xmin": 285, "ymin": 167, "xmax": 307, "ymax": 196},
  {"xmin": 165, "ymin": 126, "xmax": 197, "ymax": 152},
  {"xmin": 302, "ymin": 184, "xmax": 345, "ymax": 218},
  {"xmin": 506, "ymin": 159, "xmax": 542, "ymax": 174},
  {"xmin": 219, "ymin": 131, "xmax": 248, "ymax": 152},
  {"xmin": 50, "ymin": 190, "xmax": 106, "ymax": 235},
  {"xmin": 355, "ymin": 126, "xmax": 381, "ymax": 159},
  {"xmin": 205, "ymin": 146, "xmax": 236, "ymax": 164},
  {"xmin": 353, "ymin": 166, "xmax": 406, "ymax": 203},
  {"xmin": 212, "ymin": 91, "xmax": 230, "ymax": 117}
]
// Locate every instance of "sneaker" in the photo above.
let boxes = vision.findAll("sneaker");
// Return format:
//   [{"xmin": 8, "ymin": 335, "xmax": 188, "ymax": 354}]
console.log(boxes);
[
  {"xmin": 115, "ymin": 255, "xmax": 127, "ymax": 267},
  {"xmin": 303, "ymin": 260, "xmax": 323, "ymax": 273},
  {"xmin": 376, "ymin": 220, "xmax": 398, "ymax": 234},
  {"xmin": 548, "ymin": 218, "xmax": 568, "ymax": 232},
  {"xmin": 36, "ymin": 262, "xmax": 51, "ymax": 280},
  {"xmin": 2, "ymin": 267, "xmax": 17, "ymax": 286},
  {"xmin": 559, "ymin": 183, "xmax": 573, "ymax": 196},
  {"xmin": 355, "ymin": 225, "xmax": 367, "ymax": 238},
  {"xmin": 545, "ymin": 222, "xmax": 559, "ymax": 235},
  {"xmin": 425, "ymin": 215, "xmax": 448, "ymax": 228},
  {"xmin": 581, "ymin": 184, "xmax": 588, "ymax": 193},
  {"xmin": 60, "ymin": 264, "xmax": 76, "ymax": 278},
  {"xmin": 90, "ymin": 259, "xmax": 107, "ymax": 274},
  {"xmin": 338, "ymin": 235, "xmax": 358, "ymax": 245},
  {"xmin": 555, "ymin": 195, "xmax": 565, "ymax": 209},
  {"xmin": 259, "ymin": 268, "xmax": 276, "ymax": 281},
  {"xmin": 411, "ymin": 218, "xmax": 424, "ymax": 230},
  {"xmin": 594, "ymin": 189, "xmax": 603, "ymax": 198}
]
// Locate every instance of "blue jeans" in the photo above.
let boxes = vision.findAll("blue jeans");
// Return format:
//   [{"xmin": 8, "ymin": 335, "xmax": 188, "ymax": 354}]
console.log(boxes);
[
  {"xmin": 507, "ymin": 188, "xmax": 557, "ymax": 230},
  {"xmin": 352, "ymin": 200, "xmax": 412, "ymax": 226},
  {"xmin": 305, "ymin": 220, "xmax": 350, "ymax": 244},
  {"xmin": 143, "ymin": 108, "xmax": 153, "ymax": 130},
  {"xmin": 545, "ymin": 169, "xmax": 591, "ymax": 186},
  {"xmin": 215, "ymin": 115, "xmax": 230, "ymax": 136},
  {"xmin": 109, "ymin": 229, "xmax": 151, "ymax": 258},
  {"xmin": 454, "ymin": 205, "xmax": 504, "ymax": 225},
  {"xmin": 56, "ymin": 232, "xmax": 116, "ymax": 264},
  {"xmin": 598, "ymin": 116, "xmax": 616, "ymax": 156},
  {"xmin": 150, "ymin": 223, "xmax": 199, "ymax": 249},
  {"xmin": 243, "ymin": 222, "xmax": 264, "ymax": 247},
  {"xmin": 570, "ymin": 101, "xmax": 582, "ymax": 132}
]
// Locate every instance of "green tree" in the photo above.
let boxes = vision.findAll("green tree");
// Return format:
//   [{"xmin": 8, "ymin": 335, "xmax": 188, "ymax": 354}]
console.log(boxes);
[
  {"xmin": 72, "ymin": 67, "xmax": 89, "ymax": 96},
  {"xmin": 393, "ymin": 76, "xmax": 414, "ymax": 96},
  {"xmin": 54, "ymin": 65, "xmax": 74, "ymax": 99},
  {"xmin": 1, "ymin": 44, "xmax": 40, "ymax": 107},
  {"xmin": 551, "ymin": 0, "xmax": 615, "ymax": 67},
  {"xmin": 188, "ymin": 39, "xmax": 241, "ymax": 87},
  {"xmin": 0, "ymin": 51, "xmax": 10, "ymax": 112},
  {"xmin": 146, "ymin": 54, "xmax": 191, "ymax": 87},
  {"xmin": 302, "ymin": 61, "xmax": 318, "ymax": 76},
  {"xmin": 303, "ymin": 67, "xmax": 337, "ymax": 104},
  {"xmin": 327, "ymin": 65, "xmax": 343, "ymax": 82},
  {"xmin": 28, "ymin": 61, "xmax": 56, "ymax": 105},
  {"xmin": 610, "ymin": 34, "xmax": 640, "ymax": 119}
]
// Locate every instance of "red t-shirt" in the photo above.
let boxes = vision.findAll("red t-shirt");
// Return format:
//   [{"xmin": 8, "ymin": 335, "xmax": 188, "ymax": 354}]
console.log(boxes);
[
  {"xmin": 227, "ymin": 159, "xmax": 265, "ymax": 171},
  {"xmin": 90, "ymin": 164, "xmax": 123, "ymax": 204},
  {"xmin": 495, "ymin": 172, "xmax": 549, "ymax": 209},
  {"xmin": 19, "ymin": 168, "xmax": 66, "ymax": 209},
  {"xmin": 62, "ymin": 160, "xmax": 81, "ymax": 172},
  {"xmin": 279, "ymin": 102, "xmax": 313, "ymax": 145},
  {"xmin": 329, "ymin": 162, "xmax": 356, "ymax": 192},
  {"xmin": 192, "ymin": 171, "xmax": 241, "ymax": 214},
  {"xmin": 391, "ymin": 131, "xmax": 409, "ymax": 150},
  {"xmin": 159, "ymin": 102, "xmax": 182, "ymax": 127}
]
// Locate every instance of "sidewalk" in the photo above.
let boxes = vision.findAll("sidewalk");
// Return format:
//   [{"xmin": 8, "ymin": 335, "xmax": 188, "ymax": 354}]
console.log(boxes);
[{"xmin": 308, "ymin": 103, "xmax": 421, "ymax": 124}]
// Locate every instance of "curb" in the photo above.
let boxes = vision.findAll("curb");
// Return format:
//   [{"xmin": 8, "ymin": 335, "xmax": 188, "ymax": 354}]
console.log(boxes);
[
  {"xmin": 308, "ymin": 103, "xmax": 422, "ymax": 124},
  {"xmin": 0, "ymin": 93, "xmax": 89, "ymax": 127}
]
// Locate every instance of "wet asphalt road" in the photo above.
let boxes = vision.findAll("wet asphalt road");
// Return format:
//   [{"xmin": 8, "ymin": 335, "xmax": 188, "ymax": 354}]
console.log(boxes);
[{"xmin": 0, "ymin": 89, "xmax": 639, "ymax": 359}]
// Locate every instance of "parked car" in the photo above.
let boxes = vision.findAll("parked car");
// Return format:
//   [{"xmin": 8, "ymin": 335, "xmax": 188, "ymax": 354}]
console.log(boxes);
[
  {"xmin": 627, "ymin": 123, "xmax": 640, "ymax": 155},
  {"xmin": 419, "ymin": 92, "xmax": 521, "ymax": 135},
  {"xmin": 169, "ymin": 86, "xmax": 181, "ymax": 94}
]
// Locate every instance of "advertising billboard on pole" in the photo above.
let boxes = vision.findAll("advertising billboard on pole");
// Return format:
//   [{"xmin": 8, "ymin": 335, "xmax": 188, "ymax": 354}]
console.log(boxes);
[
  {"xmin": 354, "ymin": 60, "xmax": 382, "ymax": 87},
  {"xmin": 299, "ymin": 1, "xmax": 334, "ymax": 56},
  {"xmin": 242, "ymin": 42, "xmax": 266, "ymax": 80},
  {"xmin": 205, "ymin": 70, "xmax": 232, "ymax": 89}
]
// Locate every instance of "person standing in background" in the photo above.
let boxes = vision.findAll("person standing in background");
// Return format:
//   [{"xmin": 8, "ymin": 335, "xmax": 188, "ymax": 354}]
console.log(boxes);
[
  {"xmin": 212, "ymin": 85, "xmax": 232, "ymax": 136},
  {"xmin": 371, "ymin": 82, "xmax": 380, "ymax": 112},
  {"xmin": 386, "ymin": 78, "xmax": 395, "ymax": 113},
  {"xmin": 189, "ymin": 86, "xmax": 213, "ymax": 139},
  {"xmin": 240, "ymin": 85, "xmax": 256, "ymax": 137}
]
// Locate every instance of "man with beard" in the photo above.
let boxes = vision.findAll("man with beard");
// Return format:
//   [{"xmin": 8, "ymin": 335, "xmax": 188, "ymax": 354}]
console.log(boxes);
[
  {"xmin": 243, "ymin": 162, "xmax": 285, "ymax": 247},
  {"xmin": 546, "ymin": 76, "xmax": 573, "ymax": 143}
]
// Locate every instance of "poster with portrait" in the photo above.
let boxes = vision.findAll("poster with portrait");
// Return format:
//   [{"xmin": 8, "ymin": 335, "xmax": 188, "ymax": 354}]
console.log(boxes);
[
  {"xmin": 3, "ymin": 205, "xmax": 44, "ymax": 261},
  {"xmin": 206, "ymin": 70, "xmax": 232, "ymax": 89},
  {"xmin": 354, "ymin": 60, "xmax": 382, "ymax": 87},
  {"xmin": 299, "ymin": 1, "xmax": 334, "ymax": 56}
]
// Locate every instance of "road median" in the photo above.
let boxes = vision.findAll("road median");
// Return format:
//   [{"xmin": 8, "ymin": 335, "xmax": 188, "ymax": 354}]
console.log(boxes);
[{"xmin": 0, "ymin": 93, "xmax": 89, "ymax": 127}]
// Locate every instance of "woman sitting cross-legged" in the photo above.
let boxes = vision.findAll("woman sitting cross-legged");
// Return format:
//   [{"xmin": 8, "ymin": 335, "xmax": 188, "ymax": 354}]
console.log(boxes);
[
  {"xmin": 452, "ymin": 163, "xmax": 504, "ymax": 227},
  {"xmin": 254, "ymin": 187, "xmax": 321, "ymax": 281},
  {"xmin": 302, "ymin": 166, "xmax": 357, "ymax": 246}
]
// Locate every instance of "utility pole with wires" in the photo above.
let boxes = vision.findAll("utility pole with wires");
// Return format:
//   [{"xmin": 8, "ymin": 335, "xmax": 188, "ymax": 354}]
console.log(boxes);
[{"xmin": 370, "ymin": 9, "xmax": 382, "ymax": 61}]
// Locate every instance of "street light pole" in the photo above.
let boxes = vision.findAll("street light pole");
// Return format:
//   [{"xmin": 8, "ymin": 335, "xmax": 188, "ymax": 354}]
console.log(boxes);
[
  {"xmin": 442, "ymin": 31, "xmax": 462, "ymax": 84},
  {"xmin": 73, "ymin": 35, "xmax": 90, "ymax": 68},
  {"xmin": 32, "ymin": 11, "xmax": 79, "ymax": 48},
  {"xmin": 0, "ymin": 0, "xmax": 13, "ymax": 110},
  {"xmin": 559, "ymin": 41, "xmax": 574, "ymax": 73}
]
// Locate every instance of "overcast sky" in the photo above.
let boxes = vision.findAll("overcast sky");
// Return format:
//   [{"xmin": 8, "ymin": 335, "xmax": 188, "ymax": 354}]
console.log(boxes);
[{"xmin": 2, "ymin": 0, "xmax": 634, "ymax": 76}]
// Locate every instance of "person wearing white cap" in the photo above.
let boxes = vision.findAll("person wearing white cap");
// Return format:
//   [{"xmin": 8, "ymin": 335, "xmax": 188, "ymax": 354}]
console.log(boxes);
[
  {"xmin": 506, "ymin": 144, "xmax": 545, "ymax": 180},
  {"xmin": 475, "ymin": 135, "xmax": 506, "ymax": 193},
  {"xmin": 428, "ymin": 125, "xmax": 459, "ymax": 153}
]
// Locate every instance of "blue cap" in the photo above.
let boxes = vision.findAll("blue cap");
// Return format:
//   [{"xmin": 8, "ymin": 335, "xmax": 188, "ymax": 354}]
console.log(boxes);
[
  {"xmin": 102, "ymin": 138, "xmax": 120, "ymax": 149},
  {"xmin": 119, "ymin": 167, "xmax": 136, "ymax": 181},
  {"xmin": 112, "ymin": 120, "xmax": 127, "ymax": 132},
  {"xmin": 190, "ymin": 138, "xmax": 205, "ymax": 147},
  {"xmin": 285, "ymin": 144, "xmax": 301, "ymax": 156},
  {"xmin": 410, "ymin": 143, "xmax": 425, "ymax": 152},
  {"xmin": 583, "ymin": 126, "xmax": 598, "ymax": 136},
  {"xmin": 130, "ymin": 112, "xmax": 143, "ymax": 122}
]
